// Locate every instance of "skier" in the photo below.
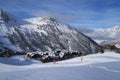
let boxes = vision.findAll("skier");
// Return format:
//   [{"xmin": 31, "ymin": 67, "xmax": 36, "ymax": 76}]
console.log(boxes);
[
  {"xmin": 53, "ymin": 60, "xmax": 56, "ymax": 64},
  {"xmin": 80, "ymin": 56, "xmax": 83, "ymax": 62}
]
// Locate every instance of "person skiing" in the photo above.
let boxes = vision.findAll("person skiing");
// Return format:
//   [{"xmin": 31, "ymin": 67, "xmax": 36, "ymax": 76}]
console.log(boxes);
[
  {"xmin": 53, "ymin": 59, "xmax": 56, "ymax": 64},
  {"xmin": 80, "ymin": 56, "xmax": 83, "ymax": 62}
]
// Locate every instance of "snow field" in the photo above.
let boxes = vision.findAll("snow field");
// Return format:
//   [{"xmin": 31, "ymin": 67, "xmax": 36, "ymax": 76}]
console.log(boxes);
[{"xmin": 0, "ymin": 51, "xmax": 120, "ymax": 80}]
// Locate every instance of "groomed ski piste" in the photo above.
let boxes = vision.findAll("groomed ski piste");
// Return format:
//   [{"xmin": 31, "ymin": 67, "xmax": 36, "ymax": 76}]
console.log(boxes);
[{"xmin": 0, "ymin": 51, "xmax": 120, "ymax": 80}]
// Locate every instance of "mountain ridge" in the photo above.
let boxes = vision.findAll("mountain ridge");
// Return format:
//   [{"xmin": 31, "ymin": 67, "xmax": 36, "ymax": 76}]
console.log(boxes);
[
  {"xmin": 0, "ymin": 9, "xmax": 103, "ymax": 55},
  {"xmin": 76, "ymin": 25, "xmax": 120, "ymax": 44}
]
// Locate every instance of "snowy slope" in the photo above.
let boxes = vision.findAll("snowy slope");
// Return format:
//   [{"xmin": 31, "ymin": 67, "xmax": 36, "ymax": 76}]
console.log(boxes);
[
  {"xmin": 0, "ymin": 9, "xmax": 102, "ymax": 54},
  {"xmin": 0, "ymin": 9, "xmax": 30, "ymax": 52},
  {"xmin": 0, "ymin": 51, "xmax": 120, "ymax": 80}
]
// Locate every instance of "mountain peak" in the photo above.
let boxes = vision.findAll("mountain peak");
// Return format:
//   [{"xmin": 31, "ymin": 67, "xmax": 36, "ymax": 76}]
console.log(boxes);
[
  {"xmin": 113, "ymin": 25, "xmax": 120, "ymax": 29},
  {"xmin": 0, "ymin": 8, "xmax": 11, "ymax": 23},
  {"xmin": 41, "ymin": 17, "xmax": 58, "ymax": 22},
  {"xmin": 106, "ymin": 25, "xmax": 120, "ymax": 31},
  {"xmin": 26, "ymin": 16, "xmax": 59, "ymax": 25},
  {"xmin": 0, "ymin": 8, "xmax": 28, "ymax": 27},
  {"xmin": 0, "ymin": 8, "xmax": 3, "ymax": 13}
]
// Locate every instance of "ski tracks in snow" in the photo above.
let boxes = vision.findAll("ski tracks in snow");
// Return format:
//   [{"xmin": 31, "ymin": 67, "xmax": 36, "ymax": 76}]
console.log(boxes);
[{"xmin": 88, "ymin": 65, "xmax": 120, "ymax": 73}]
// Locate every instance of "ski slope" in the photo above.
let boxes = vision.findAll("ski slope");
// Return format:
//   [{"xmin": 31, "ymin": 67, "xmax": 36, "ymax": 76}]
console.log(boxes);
[{"xmin": 0, "ymin": 51, "xmax": 120, "ymax": 80}]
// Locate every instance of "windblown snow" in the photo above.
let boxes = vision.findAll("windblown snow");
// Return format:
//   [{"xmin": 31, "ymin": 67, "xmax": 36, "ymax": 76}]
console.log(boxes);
[{"xmin": 0, "ymin": 51, "xmax": 120, "ymax": 80}]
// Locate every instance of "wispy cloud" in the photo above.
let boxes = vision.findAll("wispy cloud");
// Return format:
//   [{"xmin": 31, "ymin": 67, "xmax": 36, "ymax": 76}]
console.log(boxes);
[{"xmin": 0, "ymin": 0, "xmax": 120, "ymax": 28}]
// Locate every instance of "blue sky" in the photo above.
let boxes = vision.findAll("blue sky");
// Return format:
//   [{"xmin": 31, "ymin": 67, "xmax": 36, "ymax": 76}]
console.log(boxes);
[{"xmin": 0, "ymin": 0, "xmax": 120, "ymax": 29}]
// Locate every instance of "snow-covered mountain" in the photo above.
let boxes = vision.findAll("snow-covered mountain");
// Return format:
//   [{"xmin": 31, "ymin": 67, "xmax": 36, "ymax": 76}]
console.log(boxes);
[
  {"xmin": 76, "ymin": 26, "xmax": 120, "ymax": 44},
  {"xmin": 92, "ymin": 26, "xmax": 120, "ymax": 41},
  {"xmin": 101, "ymin": 39, "xmax": 120, "ymax": 45},
  {"xmin": 0, "ymin": 9, "xmax": 102, "ymax": 54},
  {"xmin": 95, "ymin": 26, "xmax": 120, "ymax": 47}
]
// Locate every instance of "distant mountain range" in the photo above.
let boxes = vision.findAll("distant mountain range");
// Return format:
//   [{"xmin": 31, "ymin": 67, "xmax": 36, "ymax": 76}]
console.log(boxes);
[
  {"xmin": 76, "ymin": 25, "xmax": 120, "ymax": 44},
  {"xmin": 0, "ymin": 8, "xmax": 102, "ymax": 55}
]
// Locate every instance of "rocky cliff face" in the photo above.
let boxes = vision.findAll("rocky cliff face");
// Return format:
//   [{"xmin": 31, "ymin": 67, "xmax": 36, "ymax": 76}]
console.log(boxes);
[{"xmin": 0, "ymin": 9, "xmax": 103, "ymax": 54}]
